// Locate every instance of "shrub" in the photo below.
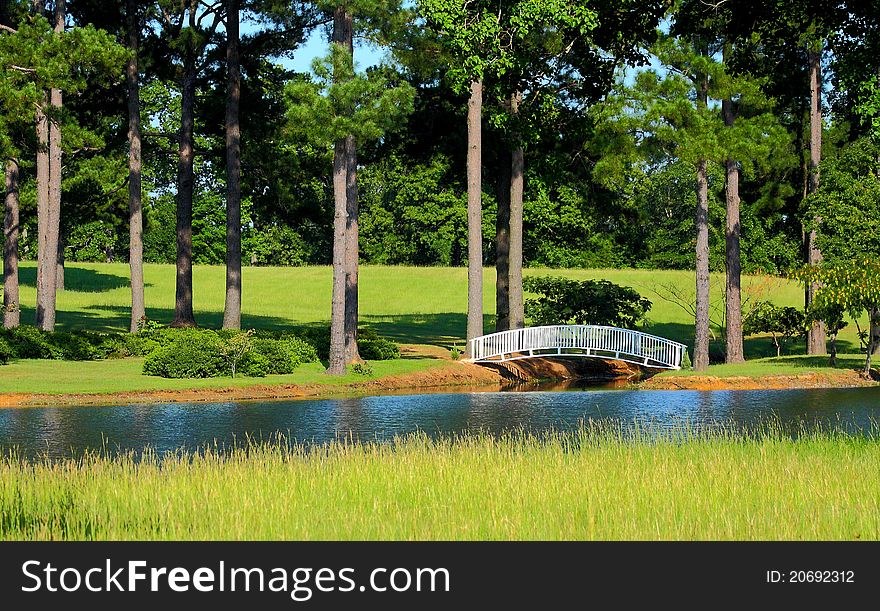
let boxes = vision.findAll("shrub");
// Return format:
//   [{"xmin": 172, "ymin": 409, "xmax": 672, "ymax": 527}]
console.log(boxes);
[
  {"xmin": 142, "ymin": 331, "xmax": 226, "ymax": 378},
  {"xmin": 351, "ymin": 362, "xmax": 374, "ymax": 376},
  {"xmin": 289, "ymin": 327, "xmax": 399, "ymax": 361},
  {"xmin": 50, "ymin": 332, "xmax": 101, "ymax": 361},
  {"xmin": 680, "ymin": 349, "xmax": 692, "ymax": 370},
  {"xmin": 0, "ymin": 337, "xmax": 13, "ymax": 364},
  {"xmin": 250, "ymin": 338, "xmax": 297, "ymax": 375},
  {"xmin": 523, "ymin": 277, "xmax": 652, "ymax": 328},
  {"xmin": 141, "ymin": 329, "xmax": 319, "ymax": 379},
  {"xmin": 281, "ymin": 336, "xmax": 319, "ymax": 364},
  {"xmin": 238, "ymin": 350, "xmax": 271, "ymax": 377},
  {"xmin": 358, "ymin": 337, "xmax": 400, "ymax": 360},
  {"xmin": 295, "ymin": 327, "xmax": 331, "ymax": 360},
  {"xmin": 0, "ymin": 326, "xmax": 63, "ymax": 359}
]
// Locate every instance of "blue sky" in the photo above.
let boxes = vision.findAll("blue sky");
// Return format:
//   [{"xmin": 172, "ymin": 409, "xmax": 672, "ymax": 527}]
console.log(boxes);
[{"xmin": 282, "ymin": 29, "xmax": 386, "ymax": 73}]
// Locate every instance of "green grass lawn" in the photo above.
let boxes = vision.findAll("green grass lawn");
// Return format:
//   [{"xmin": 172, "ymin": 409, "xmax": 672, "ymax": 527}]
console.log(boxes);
[
  {"xmin": 2, "ymin": 429, "xmax": 877, "ymax": 540},
  {"xmin": 13, "ymin": 261, "xmax": 862, "ymax": 355},
  {"xmin": 0, "ymin": 356, "xmax": 450, "ymax": 396}
]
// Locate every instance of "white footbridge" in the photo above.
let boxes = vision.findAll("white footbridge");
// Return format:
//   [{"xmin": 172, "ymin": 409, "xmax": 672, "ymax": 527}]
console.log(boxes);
[{"xmin": 467, "ymin": 325, "xmax": 687, "ymax": 370}]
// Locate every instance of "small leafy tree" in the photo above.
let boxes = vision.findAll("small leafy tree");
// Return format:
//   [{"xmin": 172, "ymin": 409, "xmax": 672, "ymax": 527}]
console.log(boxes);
[
  {"xmin": 523, "ymin": 277, "xmax": 651, "ymax": 328},
  {"xmin": 743, "ymin": 301, "xmax": 805, "ymax": 358},
  {"xmin": 220, "ymin": 329, "xmax": 254, "ymax": 378},
  {"xmin": 807, "ymin": 302, "xmax": 848, "ymax": 367},
  {"xmin": 794, "ymin": 262, "xmax": 880, "ymax": 377}
]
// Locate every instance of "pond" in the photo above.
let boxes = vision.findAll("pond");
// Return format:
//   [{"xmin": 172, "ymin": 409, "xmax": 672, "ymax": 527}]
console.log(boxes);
[{"xmin": 1, "ymin": 386, "xmax": 878, "ymax": 459}]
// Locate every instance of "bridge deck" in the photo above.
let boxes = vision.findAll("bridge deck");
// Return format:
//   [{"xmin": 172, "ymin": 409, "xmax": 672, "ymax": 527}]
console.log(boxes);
[{"xmin": 467, "ymin": 325, "xmax": 687, "ymax": 370}]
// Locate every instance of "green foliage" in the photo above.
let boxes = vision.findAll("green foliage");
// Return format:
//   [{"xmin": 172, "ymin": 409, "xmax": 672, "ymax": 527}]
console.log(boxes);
[
  {"xmin": 139, "ymin": 328, "xmax": 321, "ymax": 379},
  {"xmin": 680, "ymin": 349, "xmax": 692, "ymax": 370},
  {"xmin": 285, "ymin": 46, "xmax": 415, "ymax": 148},
  {"xmin": 250, "ymin": 337, "xmax": 318, "ymax": 375},
  {"xmin": 295, "ymin": 327, "xmax": 400, "ymax": 361},
  {"xmin": 523, "ymin": 277, "xmax": 652, "ymax": 328},
  {"xmin": 142, "ymin": 331, "xmax": 227, "ymax": 379},
  {"xmin": 0, "ymin": 15, "xmax": 128, "ymax": 159},
  {"xmin": 351, "ymin": 362, "xmax": 374, "ymax": 376},
  {"xmin": 358, "ymin": 337, "xmax": 400, "ymax": 360},
  {"xmin": 419, "ymin": 0, "xmax": 598, "ymax": 90},
  {"xmin": 220, "ymin": 330, "xmax": 255, "ymax": 379},
  {"xmin": 64, "ymin": 221, "xmax": 117, "ymax": 263},
  {"xmin": 246, "ymin": 225, "xmax": 313, "ymax": 267},
  {"xmin": 359, "ymin": 155, "xmax": 467, "ymax": 265},
  {"xmin": 743, "ymin": 301, "xmax": 805, "ymax": 357},
  {"xmin": 0, "ymin": 326, "xmax": 124, "ymax": 361},
  {"xmin": 806, "ymin": 137, "xmax": 880, "ymax": 264},
  {"xmin": 0, "ymin": 336, "xmax": 14, "ymax": 365}
]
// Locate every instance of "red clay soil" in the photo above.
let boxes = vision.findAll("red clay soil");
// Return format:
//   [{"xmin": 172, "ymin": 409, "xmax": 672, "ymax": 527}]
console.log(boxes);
[{"xmin": 642, "ymin": 370, "xmax": 878, "ymax": 391}]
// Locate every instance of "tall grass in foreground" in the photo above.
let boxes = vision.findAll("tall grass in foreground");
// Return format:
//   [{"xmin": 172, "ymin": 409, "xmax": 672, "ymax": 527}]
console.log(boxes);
[{"xmin": 1, "ymin": 426, "xmax": 878, "ymax": 541}]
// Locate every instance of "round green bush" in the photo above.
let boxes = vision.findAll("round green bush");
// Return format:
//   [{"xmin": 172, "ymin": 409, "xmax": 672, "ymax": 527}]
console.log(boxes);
[
  {"xmin": 2, "ymin": 326, "xmax": 63, "ymax": 359},
  {"xmin": 142, "ymin": 332, "xmax": 226, "ymax": 378},
  {"xmin": 281, "ymin": 336, "xmax": 319, "ymax": 364},
  {"xmin": 0, "ymin": 337, "xmax": 14, "ymax": 364},
  {"xmin": 358, "ymin": 337, "xmax": 400, "ymax": 360},
  {"xmin": 250, "ymin": 338, "xmax": 297, "ymax": 375},
  {"xmin": 239, "ymin": 351, "xmax": 271, "ymax": 377}
]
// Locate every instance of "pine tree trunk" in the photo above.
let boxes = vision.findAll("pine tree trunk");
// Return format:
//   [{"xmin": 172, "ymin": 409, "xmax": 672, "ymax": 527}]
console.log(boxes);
[
  {"xmin": 344, "ymin": 133, "xmax": 361, "ymax": 363},
  {"xmin": 693, "ymin": 70, "xmax": 710, "ymax": 371},
  {"xmin": 694, "ymin": 159, "xmax": 710, "ymax": 371},
  {"xmin": 326, "ymin": 6, "xmax": 352, "ymax": 374},
  {"xmin": 37, "ymin": 0, "xmax": 64, "ymax": 332},
  {"xmin": 222, "ymin": 0, "xmax": 242, "ymax": 330},
  {"xmin": 127, "ymin": 0, "xmax": 145, "ymax": 332},
  {"xmin": 34, "ymin": 96, "xmax": 49, "ymax": 328},
  {"xmin": 172, "ymin": 55, "xmax": 197, "ymax": 327},
  {"xmin": 494, "ymin": 147, "xmax": 511, "ymax": 333},
  {"xmin": 465, "ymin": 79, "xmax": 483, "ymax": 357},
  {"xmin": 327, "ymin": 138, "xmax": 348, "ymax": 375},
  {"xmin": 805, "ymin": 47, "xmax": 826, "ymax": 354},
  {"xmin": 3, "ymin": 159, "xmax": 19, "ymax": 329},
  {"xmin": 508, "ymin": 91, "xmax": 525, "ymax": 330},
  {"xmin": 723, "ymin": 96, "xmax": 744, "ymax": 363},
  {"xmin": 337, "ymin": 9, "xmax": 360, "ymax": 364},
  {"xmin": 56, "ymin": 235, "xmax": 64, "ymax": 291}
]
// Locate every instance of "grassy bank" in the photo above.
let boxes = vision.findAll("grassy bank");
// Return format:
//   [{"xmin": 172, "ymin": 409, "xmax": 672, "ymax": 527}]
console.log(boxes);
[
  {"xmin": 0, "ymin": 355, "xmax": 451, "ymax": 396},
  {"xmin": 1, "ymin": 429, "xmax": 878, "ymax": 540}
]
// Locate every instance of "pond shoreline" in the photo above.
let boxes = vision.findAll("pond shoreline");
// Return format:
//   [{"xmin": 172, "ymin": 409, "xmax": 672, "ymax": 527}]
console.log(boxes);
[
  {"xmin": 641, "ymin": 370, "xmax": 878, "ymax": 391},
  {"xmin": 2, "ymin": 356, "xmax": 877, "ymax": 408}
]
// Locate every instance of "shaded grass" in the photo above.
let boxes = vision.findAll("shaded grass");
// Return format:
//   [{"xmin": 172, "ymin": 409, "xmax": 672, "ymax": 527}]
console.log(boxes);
[
  {"xmin": 1, "ymin": 427, "xmax": 878, "ymax": 540},
  {"xmin": 0, "ymin": 357, "xmax": 449, "ymax": 396}
]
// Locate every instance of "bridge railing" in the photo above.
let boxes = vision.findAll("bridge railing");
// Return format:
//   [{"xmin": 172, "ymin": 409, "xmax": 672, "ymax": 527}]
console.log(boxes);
[{"xmin": 468, "ymin": 325, "xmax": 688, "ymax": 370}]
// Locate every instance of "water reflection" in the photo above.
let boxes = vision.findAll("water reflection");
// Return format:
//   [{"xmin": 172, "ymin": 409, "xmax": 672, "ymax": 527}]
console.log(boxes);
[{"xmin": 0, "ymin": 387, "xmax": 877, "ymax": 460}]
